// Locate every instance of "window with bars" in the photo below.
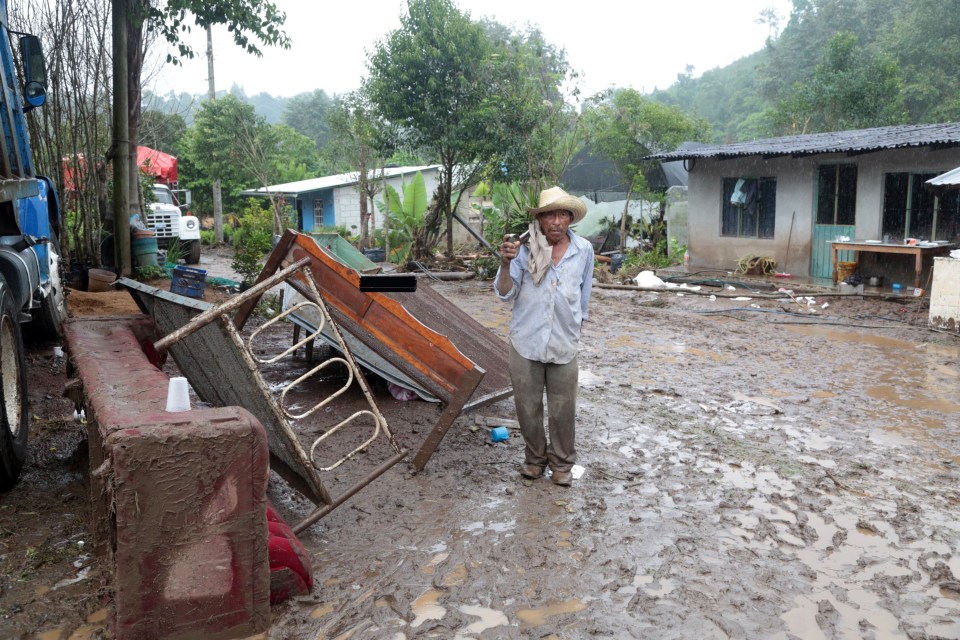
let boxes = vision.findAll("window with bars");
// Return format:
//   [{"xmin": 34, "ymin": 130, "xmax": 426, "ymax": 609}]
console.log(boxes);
[
  {"xmin": 882, "ymin": 172, "xmax": 960, "ymax": 242},
  {"xmin": 313, "ymin": 199, "xmax": 323, "ymax": 229},
  {"xmin": 721, "ymin": 177, "xmax": 777, "ymax": 238},
  {"xmin": 816, "ymin": 164, "xmax": 857, "ymax": 225}
]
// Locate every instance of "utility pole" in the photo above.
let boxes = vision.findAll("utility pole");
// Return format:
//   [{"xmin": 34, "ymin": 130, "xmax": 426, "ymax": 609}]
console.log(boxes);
[
  {"xmin": 207, "ymin": 26, "xmax": 224, "ymax": 244},
  {"xmin": 112, "ymin": 0, "xmax": 131, "ymax": 274}
]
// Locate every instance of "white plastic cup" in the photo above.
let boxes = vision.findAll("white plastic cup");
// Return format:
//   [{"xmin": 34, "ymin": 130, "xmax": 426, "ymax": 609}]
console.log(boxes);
[{"xmin": 165, "ymin": 376, "xmax": 192, "ymax": 412}]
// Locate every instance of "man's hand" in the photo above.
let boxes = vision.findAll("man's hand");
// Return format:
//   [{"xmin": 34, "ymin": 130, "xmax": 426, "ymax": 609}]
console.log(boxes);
[{"xmin": 500, "ymin": 234, "xmax": 520, "ymax": 264}]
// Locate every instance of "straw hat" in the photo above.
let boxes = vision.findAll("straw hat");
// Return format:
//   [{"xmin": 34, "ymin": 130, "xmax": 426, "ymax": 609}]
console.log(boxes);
[{"xmin": 527, "ymin": 186, "xmax": 587, "ymax": 224}]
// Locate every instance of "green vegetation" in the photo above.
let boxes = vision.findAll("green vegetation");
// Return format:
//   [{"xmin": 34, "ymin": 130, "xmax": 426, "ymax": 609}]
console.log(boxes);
[
  {"xmin": 367, "ymin": 0, "xmax": 576, "ymax": 257},
  {"xmin": 622, "ymin": 238, "xmax": 686, "ymax": 271},
  {"xmin": 231, "ymin": 201, "xmax": 275, "ymax": 284},
  {"xmin": 653, "ymin": 0, "xmax": 960, "ymax": 140},
  {"xmin": 376, "ymin": 171, "xmax": 429, "ymax": 264},
  {"xmin": 35, "ymin": 0, "xmax": 960, "ymax": 272},
  {"xmin": 134, "ymin": 265, "xmax": 167, "ymax": 281},
  {"xmin": 164, "ymin": 238, "xmax": 187, "ymax": 265}
]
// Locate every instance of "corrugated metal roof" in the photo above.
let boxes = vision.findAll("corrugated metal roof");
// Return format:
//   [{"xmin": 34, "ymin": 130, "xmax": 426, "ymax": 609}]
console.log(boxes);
[
  {"xmin": 240, "ymin": 164, "xmax": 440, "ymax": 196},
  {"xmin": 646, "ymin": 123, "xmax": 960, "ymax": 161},
  {"xmin": 926, "ymin": 165, "xmax": 960, "ymax": 188}
]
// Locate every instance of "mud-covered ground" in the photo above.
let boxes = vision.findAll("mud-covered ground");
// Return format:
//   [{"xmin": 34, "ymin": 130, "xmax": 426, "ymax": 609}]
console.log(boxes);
[{"xmin": 1, "ymin": 256, "xmax": 959, "ymax": 639}]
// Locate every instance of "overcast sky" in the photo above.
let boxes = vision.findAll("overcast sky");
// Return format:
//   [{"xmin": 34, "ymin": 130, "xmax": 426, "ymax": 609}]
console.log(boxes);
[{"xmin": 148, "ymin": 0, "xmax": 792, "ymax": 102}]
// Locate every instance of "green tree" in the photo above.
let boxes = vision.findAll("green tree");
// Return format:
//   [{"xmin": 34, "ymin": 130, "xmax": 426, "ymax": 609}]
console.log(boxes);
[
  {"xmin": 766, "ymin": 32, "xmax": 906, "ymax": 134},
  {"xmin": 113, "ymin": 0, "xmax": 290, "ymax": 273},
  {"xmin": 481, "ymin": 22, "xmax": 584, "ymax": 186},
  {"xmin": 282, "ymin": 89, "xmax": 335, "ymax": 151},
  {"xmin": 584, "ymin": 88, "xmax": 711, "ymax": 252},
  {"xmin": 878, "ymin": 0, "xmax": 960, "ymax": 122},
  {"xmin": 367, "ymin": 0, "xmax": 546, "ymax": 257},
  {"xmin": 139, "ymin": 110, "xmax": 187, "ymax": 156},
  {"xmin": 376, "ymin": 171, "xmax": 429, "ymax": 264},
  {"xmin": 182, "ymin": 95, "xmax": 308, "ymax": 231},
  {"xmin": 325, "ymin": 89, "xmax": 395, "ymax": 249},
  {"xmin": 272, "ymin": 123, "xmax": 323, "ymax": 181}
]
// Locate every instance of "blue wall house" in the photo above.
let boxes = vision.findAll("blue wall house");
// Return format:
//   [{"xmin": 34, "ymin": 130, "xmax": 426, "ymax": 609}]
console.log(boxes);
[{"xmin": 240, "ymin": 165, "xmax": 442, "ymax": 234}]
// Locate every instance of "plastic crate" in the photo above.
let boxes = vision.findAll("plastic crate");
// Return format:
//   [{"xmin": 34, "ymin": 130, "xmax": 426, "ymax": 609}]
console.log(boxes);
[{"xmin": 170, "ymin": 265, "xmax": 207, "ymax": 299}]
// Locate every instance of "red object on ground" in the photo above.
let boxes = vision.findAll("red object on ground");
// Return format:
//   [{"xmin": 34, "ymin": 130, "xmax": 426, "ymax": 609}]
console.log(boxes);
[{"xmin": 266, "ymin": 503, "xmax": 314, "ymax": 604}]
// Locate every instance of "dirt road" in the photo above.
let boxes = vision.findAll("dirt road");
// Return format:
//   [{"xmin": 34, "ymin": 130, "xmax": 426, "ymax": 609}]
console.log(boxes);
[{"xmin": 1, "ymin": 267, "xmax": 959, "ymax": 639}]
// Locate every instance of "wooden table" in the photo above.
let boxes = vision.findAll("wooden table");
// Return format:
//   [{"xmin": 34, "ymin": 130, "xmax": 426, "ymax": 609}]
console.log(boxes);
[{"xmin": 831, "ymin": 241, "xmax": 956, "ymax": 288}]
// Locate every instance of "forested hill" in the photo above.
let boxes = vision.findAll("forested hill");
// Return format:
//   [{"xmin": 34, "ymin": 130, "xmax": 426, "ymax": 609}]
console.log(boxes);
[
  {"xmin": 147, "ymin": 1, "xmax": 960, "ymax": 147},
  {"xmin": 144, "ymin": 84, "xmax": 290, "ymax": 126},
  {"xmin": 651, "ymin": 0, "xmax": 960, "ymax": 143}
]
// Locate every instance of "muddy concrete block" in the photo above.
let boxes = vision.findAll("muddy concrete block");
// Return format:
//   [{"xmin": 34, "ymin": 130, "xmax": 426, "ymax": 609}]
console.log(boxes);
[
  {"xmin": 64, "ymin": 317, "xmax": 272, "ymax": 640},
  {"xmin": 109, "ymin": 410, "xmax": 271, "ymax": 640},
  {"xmin": 930, "ymin": 257, "xmax": 960, "ymax": 332}
]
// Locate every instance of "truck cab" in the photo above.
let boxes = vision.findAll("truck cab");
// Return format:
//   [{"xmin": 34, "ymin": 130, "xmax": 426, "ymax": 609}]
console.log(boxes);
[
  {"xmin": 146, "ymin": 183, "xmax": 201, "ymax": 264},
  {"xmin": 0, "ymin": 4, "xmax": 67, "ymax": 489}
]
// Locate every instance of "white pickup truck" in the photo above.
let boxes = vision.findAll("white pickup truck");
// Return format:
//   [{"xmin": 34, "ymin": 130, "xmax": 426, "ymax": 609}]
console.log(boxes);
[{"xmin": 146, "ymin": 183, "xmax": 201, "ymax": 264}]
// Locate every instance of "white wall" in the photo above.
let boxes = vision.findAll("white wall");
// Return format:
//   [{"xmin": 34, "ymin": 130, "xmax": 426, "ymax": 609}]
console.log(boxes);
[
  {"xmin": 333, "ymin": 169, "xmax": 486, "ymax": 246},
  {"xmin": 334, "ymin": 170, "xmax": 442, "ymax": 233},
  {"xmin": 687, "ymin": 155, "xmax": 815, "ymax": 275},
  {"xmin": 930, "ymin": 257, "xmax": 960, "ymax": 332},
  {"xmin": 686, "ymin": 147, "xmax": 960, "ymax": 276}
]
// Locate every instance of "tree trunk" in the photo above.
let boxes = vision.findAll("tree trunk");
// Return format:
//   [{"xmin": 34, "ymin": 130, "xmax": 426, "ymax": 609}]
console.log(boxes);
[
  {"xmin": 357, "ymin": 165, "xmax": 369, "ymax": 248},
  {"xmin": 619, "ymin": 192, "xmax": 631, "ymax": 255},
  {"xmin": 127, "ymin": 4, "xmax": 143, "ymax": 224}
]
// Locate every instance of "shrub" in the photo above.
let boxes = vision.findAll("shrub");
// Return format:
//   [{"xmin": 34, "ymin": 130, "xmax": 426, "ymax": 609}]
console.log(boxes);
[
  {"xmin": 134, "ymin": 265, "xmax": 167, "ymax": 281},
  {"xmin": 231, "ymin": 201, "xmax": 274, "ymax": 284}
]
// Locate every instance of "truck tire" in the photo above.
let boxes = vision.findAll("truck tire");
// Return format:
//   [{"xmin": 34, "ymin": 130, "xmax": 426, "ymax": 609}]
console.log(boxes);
[
  {"xmin": 0, "ymin": 274, "xmax": 29, "ymax": 490},
  {"xmin": 26, "ymin": 234, "xmax": 67, "ymax": 341},
  {"xmin": 186, "ymin": 239, "xmax": 201, "ymax": 265}
]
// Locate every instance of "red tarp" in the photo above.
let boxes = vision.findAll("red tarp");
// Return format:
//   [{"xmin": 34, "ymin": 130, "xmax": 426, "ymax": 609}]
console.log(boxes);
[
  {"xmin": 137, "ymin": 146, "xmax": 178, "ymax": 184},
  {"xmin": 62, "ymin": 146, "xmax": 178, "ymax": 192}
]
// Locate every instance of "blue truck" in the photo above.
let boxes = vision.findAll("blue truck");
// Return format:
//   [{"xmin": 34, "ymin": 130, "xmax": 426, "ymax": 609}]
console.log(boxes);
[{"xmin": 0, "ymin": 1, "xmax": 66, "ymax": 489}]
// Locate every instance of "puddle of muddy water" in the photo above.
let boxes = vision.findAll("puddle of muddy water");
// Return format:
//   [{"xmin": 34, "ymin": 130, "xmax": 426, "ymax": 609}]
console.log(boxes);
[
  {"xmin": 410, "ymin": 589, "xmax": 447, "ymax": 628},
  {"xmin": 421, "ymin": 551, "xmax": 449, "ymax": 575},
  {"xmin": 458, "ymin": 604, "xmax": 509, "ymax": 634},
  {"xmin": 516, "ymin": 598, "xmax": 588, "ymax": 627}
]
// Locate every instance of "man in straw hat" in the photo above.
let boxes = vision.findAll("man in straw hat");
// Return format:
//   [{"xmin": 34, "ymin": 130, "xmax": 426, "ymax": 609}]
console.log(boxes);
[{"xmin": 494, "ymin": 186, "xmax": 594, "ymax": 486}]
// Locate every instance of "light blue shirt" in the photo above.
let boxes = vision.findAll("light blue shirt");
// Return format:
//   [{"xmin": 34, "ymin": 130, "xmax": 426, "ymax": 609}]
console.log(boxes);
[{"xmin": 493, "ymin": 230, "xmax": 594, "ymax": 364}]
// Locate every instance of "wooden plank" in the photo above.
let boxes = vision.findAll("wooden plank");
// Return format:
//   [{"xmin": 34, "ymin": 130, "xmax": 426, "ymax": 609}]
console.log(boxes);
[{"xmin": 412, "ymin": 367, "xmax": 485, "ymax": 472}]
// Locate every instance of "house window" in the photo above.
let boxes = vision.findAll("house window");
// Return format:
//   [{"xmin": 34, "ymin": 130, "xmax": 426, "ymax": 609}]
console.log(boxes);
[
  {"xmin": 816, "ymin": 164, "xmax": 857, "ymax": 225},
  {"xmin": 721, "ymin": 177, "xmax": 777, "ymax": 238},
  {"xmin": 313, "ymin": 199, "xmax": 323, "ymax": 229},
  {"xmin": 882, "ymin": 173, "xmax": 960, "ymax": 242}
]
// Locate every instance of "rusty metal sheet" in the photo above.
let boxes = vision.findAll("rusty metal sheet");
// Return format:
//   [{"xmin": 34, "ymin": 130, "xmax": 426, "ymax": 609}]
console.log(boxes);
[
  {"xmin": 236, "ymin": 231, "xmax": 512, "ymax": 410},
  {"xmin": 381, "ymin": 283, "xmax": 511, "ymax": 407}
]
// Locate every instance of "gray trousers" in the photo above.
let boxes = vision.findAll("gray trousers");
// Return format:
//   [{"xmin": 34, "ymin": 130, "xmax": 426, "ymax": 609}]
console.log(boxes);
[{"xmin": 509, "ymin": 344, "xmax": 578, "ymax": 473}]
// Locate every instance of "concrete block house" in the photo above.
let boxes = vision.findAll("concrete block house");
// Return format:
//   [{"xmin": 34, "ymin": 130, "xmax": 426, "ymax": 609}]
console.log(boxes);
[
  {"xmin": 242, "ymin": 165, "xmax": 442, "ymax": 234},
  {"xmin": 647, "ymin": 123, "xmax": 960, "ymax": 284}
]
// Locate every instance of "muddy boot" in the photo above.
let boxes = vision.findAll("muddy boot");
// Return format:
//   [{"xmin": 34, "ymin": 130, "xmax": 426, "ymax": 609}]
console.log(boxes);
[
  {"xmin": 520, "ymin": 463, "xmax": 545, "ymax": 479},
  {"xmin": 551, "ymin": 470, "xmax": 572, "ymax": 486}
]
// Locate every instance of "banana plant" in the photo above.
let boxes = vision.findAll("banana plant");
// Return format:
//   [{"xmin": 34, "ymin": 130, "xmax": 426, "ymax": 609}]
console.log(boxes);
[
  {"xmin": 485, "ymin": 180, "xmax": 543, "ymax": 246},
  {"xmin": 376, "ymin": 171, "xmax": 428, "ymax": 264}
]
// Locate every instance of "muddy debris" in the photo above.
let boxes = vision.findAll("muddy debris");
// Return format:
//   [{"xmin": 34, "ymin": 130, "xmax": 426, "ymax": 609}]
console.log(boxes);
[{"xmin": 1, "ymin": 270, "xmax": 959, "ymax": 638}]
